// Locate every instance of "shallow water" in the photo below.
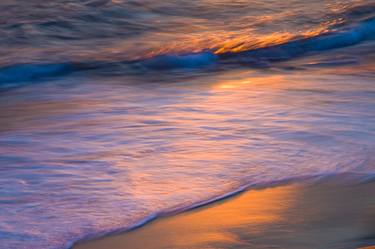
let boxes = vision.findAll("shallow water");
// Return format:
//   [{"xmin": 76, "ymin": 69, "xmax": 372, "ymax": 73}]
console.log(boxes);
[
  {"xmin": 0, "ymin": 1, "xmax": 375, "ymax": 248},
  {"xmin": 74, "ymin": 177, "xmax": 375, "ymax": 249}
]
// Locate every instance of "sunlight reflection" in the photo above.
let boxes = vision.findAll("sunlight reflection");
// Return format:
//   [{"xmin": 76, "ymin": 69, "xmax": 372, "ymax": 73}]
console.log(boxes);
[{"xmin": 75, "ymin": 184, "xmax": 297, "ymax": 249}]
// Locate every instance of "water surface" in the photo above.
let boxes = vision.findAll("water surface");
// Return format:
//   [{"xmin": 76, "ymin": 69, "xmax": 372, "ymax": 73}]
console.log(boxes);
[{"xmin": 0, "ymin": 1, "xmax": 374, "ymax": 248}]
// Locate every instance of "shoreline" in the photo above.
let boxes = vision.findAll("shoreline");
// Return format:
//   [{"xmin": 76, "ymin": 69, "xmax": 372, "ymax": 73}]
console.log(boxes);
[{"xmin": 73, "ymin": 175, "xmax": 375, "ymax": 249}]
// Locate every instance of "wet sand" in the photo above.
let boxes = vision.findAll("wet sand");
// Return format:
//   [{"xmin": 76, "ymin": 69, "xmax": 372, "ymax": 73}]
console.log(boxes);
[{"xmin": 73, "ymin": 176, "xmax": 375, "ymax": 249}]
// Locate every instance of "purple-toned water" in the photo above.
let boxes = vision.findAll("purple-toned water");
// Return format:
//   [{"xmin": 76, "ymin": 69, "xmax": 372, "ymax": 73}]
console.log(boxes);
[{"xmin": 0, "ymin": 1, "xmax": 374, "ymax": 248}]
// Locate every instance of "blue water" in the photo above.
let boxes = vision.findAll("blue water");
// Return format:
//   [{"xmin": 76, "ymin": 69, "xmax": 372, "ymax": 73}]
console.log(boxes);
[{"xmin": 0, "ymin": 1, "xmax": 374, "ymax": 248}]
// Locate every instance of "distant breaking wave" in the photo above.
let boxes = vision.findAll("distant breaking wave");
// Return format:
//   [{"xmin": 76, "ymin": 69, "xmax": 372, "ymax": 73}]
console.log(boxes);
[
  {"xmin": 220, "ymin": 17, "xmax": 375, "ymax": 63},
  {"xmin": 0, "ymin": 17, "xmax": 374, "ymax": 88}
]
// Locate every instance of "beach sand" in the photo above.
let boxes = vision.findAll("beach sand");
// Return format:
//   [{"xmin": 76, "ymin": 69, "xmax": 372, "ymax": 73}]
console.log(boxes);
[{"xmin": 74, "ymin": 176, "xmax": 375, "ymax": 249}]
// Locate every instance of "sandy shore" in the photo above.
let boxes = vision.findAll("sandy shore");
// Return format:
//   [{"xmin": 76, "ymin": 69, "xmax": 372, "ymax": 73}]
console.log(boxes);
[{"xmin": 73, "ymin": 175, "xmax": 375, "ymax": 249}]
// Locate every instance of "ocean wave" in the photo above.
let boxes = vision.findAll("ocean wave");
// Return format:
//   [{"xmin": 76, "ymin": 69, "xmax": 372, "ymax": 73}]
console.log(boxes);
[
  {"xmin": 220, "ymin": 17, "xmax": 375, "ymax": 62},
  {"xmin": 69, "ymin": 172, "xmax": 375, "ymax": 249},
  {"xmin": 0, "ymin": 63, "xmax": 73, "ymax": 89},
  {"xmin": 1, "ymin": 17, "xmax": 374, "ymax": 88}
]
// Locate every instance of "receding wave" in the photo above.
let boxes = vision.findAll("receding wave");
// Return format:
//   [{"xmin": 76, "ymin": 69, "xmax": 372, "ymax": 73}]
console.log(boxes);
[{"xmin": 70, "ymin": 172, "xmax": 374, "ymax": 249}]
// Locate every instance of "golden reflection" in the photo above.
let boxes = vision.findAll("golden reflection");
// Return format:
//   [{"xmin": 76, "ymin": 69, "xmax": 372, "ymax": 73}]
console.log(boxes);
[
  {"xmin": 75, "ymin": 184, "xmax": 297, "ymax": 249},
  {"xmin": 213, "ymin": 18, "xmax": 345, "ymax": 55},
  {"xmin": 213, "ymin": 32, "xmax": 295, "ymax": 54},
  {"xmin": 96, "ymin": 16, "xmax": 342, "ymax": 61},
  {"xmin": 74, "ymin": 179, "xmax": 375, "ymax": 249},
  {"xmin": 214, "ymin": 75, "xmax": 287, "ymax": 90}
]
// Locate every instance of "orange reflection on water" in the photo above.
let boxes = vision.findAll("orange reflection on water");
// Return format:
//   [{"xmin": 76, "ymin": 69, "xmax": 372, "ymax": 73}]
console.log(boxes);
[
  {"xmin": 98, "ymin": 16, "xmax": 341, "ymax": 61},
  {"xmin": 214, "ymin": 32, "xmax": 295, "ymax": 54},
  {"xmin": 169, "ymin": 185, "xmax": 297, "ymax": 246},
  {"xmin": 76, "ymin": 184, "xmax": 297, "ymax": 249},
  {"xmin": 214, "ymin": 75, "xmax": 287, "ymax": 90}
]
